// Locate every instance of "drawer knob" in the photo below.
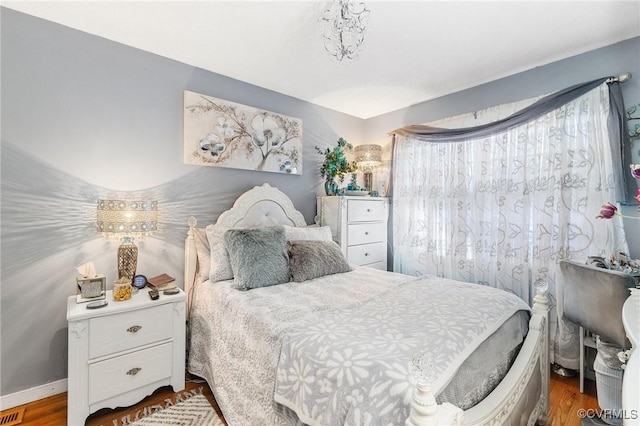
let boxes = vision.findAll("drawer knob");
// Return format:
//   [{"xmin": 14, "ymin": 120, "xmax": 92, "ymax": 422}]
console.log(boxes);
[
  {"xmin": 126, "ymin": 367, "xmax": 142, "ymax": 376},
  {"xmin": 364, "ymin": 253, "xmax": 370, "ymax": 256},
  {"xmin": 366, "ymin": 208, "xmax": 371, "ymax": 212},
  {"xmin": 127, "ymin": 325, "xmax": 142, "ymax": 333},
  {"xmin": 364, "ymin": 232, "xmax": 369, "ymax": 235}
]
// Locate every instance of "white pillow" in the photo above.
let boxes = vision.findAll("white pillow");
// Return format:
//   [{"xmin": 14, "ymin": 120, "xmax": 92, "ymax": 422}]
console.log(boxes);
[
  {"xmin": 205, "ymin": 224, "xmax": 234, "ymax": 282},
  {"xmin": 283, "ymin": 225, "xmax": 332, "ymax": 242},
  {"xmin": 192, "ymin": 228, "xmax": 211, "ymax": 280}
]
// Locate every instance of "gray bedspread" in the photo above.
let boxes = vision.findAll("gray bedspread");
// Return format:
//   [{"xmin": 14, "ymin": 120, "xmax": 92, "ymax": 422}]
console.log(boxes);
[
  {"xmin": 274, "ymin": 278, "xmax": 530, "ymax": 425},
  {"xmin": 188, "ymin": 267, "xmax": 529, "ymax": 426}
]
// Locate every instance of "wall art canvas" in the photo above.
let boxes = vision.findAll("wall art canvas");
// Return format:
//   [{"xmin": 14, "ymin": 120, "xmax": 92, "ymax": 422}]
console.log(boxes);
[{"xmin": 183, "ymin": 90, "xmax": 302, "ymax": 174}]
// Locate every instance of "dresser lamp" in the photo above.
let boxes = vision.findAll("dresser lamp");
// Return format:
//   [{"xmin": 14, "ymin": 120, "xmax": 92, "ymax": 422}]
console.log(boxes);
[
  {"xmin": 97, "ymin": 199, "xmax": 157, "ymax": 281},
  {"xmin": 354, "ymin": 144, "xmax": 382, "ymax": 192}
]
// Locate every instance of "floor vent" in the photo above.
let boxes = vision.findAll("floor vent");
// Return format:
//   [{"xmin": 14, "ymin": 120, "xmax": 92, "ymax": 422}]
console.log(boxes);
[{"xmin": 0, "ymin": 407, "xmax": 25, "ymax": 425}]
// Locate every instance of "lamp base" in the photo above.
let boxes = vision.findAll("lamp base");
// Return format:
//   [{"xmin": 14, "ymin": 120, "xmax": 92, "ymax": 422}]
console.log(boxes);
[
  {"xmin": 363, "ymin": 171, "xmax": 373, "ymax": 192},
  {"xmin": 118, "ymin": 236, "xmax": 138, "ymax": 281}
]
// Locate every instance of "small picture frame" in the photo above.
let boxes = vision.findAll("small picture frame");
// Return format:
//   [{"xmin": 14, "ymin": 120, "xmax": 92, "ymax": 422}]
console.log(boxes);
[{"xmin": 76, "ymin": 274, "xmax": 106, "ymax": 304}]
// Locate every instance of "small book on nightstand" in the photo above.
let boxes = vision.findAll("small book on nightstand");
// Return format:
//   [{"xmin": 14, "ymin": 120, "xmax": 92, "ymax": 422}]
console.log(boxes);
[{"xmin": 147, "ymin": 273, "xmax": 177, "ymax": 291}]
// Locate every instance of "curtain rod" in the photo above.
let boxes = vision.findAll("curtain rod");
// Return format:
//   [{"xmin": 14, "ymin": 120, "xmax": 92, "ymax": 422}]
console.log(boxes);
[{"xmin": 607, "ymin": 72, "xmax": 632, "ymax": 84}]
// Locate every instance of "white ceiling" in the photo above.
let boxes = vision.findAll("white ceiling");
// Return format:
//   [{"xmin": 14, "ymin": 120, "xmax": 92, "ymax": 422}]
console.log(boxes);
[{"xmin": 3, "ymin": 1, "xmax": 640, "ymax": 119}]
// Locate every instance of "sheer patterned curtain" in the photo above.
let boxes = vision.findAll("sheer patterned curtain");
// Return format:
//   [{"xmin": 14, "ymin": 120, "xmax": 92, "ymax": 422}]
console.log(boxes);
[{"xmin": 392, "ymin": 81, "xmax": 628, "ymax": 368}]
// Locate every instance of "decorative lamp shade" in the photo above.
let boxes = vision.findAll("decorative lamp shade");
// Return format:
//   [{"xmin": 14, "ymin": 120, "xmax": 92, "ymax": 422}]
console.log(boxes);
[
  {"xmin": 97, "ymin": 199, "xmax": 158, "ymax": 236},
  {"xmin": 97, "ymin": 199, "xmax": 158, "ymax": 281},
  {"xmin": 354, "ymin": 144, "xmax": 382, "ymax": 171}
]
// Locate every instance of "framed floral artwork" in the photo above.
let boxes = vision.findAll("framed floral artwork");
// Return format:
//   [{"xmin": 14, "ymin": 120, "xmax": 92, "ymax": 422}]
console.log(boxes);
[{"xmin": 183, "ymin": 90, "xmax": 302, "ymax": 174}]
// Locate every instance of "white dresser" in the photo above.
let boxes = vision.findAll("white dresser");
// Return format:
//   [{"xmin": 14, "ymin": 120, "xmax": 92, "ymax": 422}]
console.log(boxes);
[
  {"xmin": 66, "ymin": 288, "xmax": 186, "ymax": 426},
  {"xmin": 317, "ymin": 196, "xmax": 388, "ymax": 270}
]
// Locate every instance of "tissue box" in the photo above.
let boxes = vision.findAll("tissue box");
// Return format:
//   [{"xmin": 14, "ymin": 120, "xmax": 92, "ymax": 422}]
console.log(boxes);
[{"xmin": 76, "ymin": 274, "xmax": 106, "ymax": 303}]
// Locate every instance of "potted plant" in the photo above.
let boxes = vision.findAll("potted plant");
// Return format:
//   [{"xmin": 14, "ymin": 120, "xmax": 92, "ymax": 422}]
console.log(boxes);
[{"xmin": 315, "ymin": 137, "xmax": 358, "ymax": 195}]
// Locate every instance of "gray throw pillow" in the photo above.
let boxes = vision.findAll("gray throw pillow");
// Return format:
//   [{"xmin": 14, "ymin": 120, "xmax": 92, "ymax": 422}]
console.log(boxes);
[
  {"xmin": 224, "ymin": 226, "xmax": 289, "ymax": 290},
  {"xmin": 289, "ymin": 240, "xmax": 352, "ymax": 282}
]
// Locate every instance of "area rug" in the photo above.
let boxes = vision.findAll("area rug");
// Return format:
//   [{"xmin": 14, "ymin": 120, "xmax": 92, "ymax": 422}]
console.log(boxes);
[{"xmin": 127, "ymin": 392, "xmax": 224, "ymax": 426}]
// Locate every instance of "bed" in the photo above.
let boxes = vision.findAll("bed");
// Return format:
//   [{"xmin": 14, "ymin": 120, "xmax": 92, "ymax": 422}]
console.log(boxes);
[{"xmin": 185, "ymin": 183, "xmax": 550, "ymax": 426}]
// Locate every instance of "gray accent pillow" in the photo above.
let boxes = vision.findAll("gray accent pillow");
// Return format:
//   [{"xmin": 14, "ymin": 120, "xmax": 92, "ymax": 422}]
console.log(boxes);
[
  {"xmin": 206, "ymin": 224, "xmax": 235, "ymax": 283},
  {"xmin": 289, "ymin": 240, "xmax": 352, "ymax": 282},
  {"xmin": 224, "ymin": 226, "xmax": 289, "ymax": 290}
]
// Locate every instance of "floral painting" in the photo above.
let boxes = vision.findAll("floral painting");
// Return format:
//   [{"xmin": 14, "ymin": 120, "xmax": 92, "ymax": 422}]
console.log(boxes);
[{"xmin": 183, "ymin": 90, "xmax": 302, "ymax": 174}]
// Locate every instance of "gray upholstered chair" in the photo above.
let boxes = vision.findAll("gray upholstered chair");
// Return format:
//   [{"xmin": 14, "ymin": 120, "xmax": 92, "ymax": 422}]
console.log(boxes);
[{"xmin": 558, "ymin": 260, "xmax": 635, "ymax": 395}]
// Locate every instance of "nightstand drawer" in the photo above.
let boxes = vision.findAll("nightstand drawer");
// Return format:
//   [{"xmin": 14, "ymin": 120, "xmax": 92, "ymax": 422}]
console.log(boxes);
[
  {"xmin": 348, "ymin": 222, "xmax": 386, "ymax": 245},
  {"xmin": 347, "ymin": 200, "xmax": 386, "ymax": 222},
  {"xmin": 347, "ymin": 242, "xmax": 386, "ymax": 266},
  {"xmin": 88, "ymin": 342, "xmax": 172, "ymax": 404},
  {"xmin": 89, "ymin": 304, "xmax": 172, "ymax": 359}
]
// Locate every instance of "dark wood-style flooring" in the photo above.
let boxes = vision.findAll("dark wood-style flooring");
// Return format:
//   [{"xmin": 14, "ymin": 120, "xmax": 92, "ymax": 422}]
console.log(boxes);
[{"xmin": 3, "ymin": 371, "xmax": 599, "ymax": 426}]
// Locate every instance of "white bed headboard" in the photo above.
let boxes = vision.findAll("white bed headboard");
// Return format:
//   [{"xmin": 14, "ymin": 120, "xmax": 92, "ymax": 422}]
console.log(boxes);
[{"xmin": 184, "ymin": 183, "xmax": 308, "ymax": 312}]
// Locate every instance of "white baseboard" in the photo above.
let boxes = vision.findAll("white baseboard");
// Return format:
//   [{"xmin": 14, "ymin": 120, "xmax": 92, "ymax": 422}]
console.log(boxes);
[{"xmin": 0, "ymin": 379, "xmax": 67, "ymax": 411}]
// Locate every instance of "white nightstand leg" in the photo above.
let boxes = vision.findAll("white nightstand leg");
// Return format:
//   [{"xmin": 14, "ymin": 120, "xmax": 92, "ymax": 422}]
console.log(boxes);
[
  {"xmin": 68, "ymin": 319, "xmax": 90, "ymax": 426},
  {"xmin": 171, "ymin": 301, "xmax": 186, "ymax": 392}
]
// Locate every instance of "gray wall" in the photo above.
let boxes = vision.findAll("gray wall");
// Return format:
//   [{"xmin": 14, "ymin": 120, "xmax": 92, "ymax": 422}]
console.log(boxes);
[
  {"xmin": 2, "ymin": 7, "xmax": 639, "ymax": 398},
  {"xmin": 0, "ymin": 7, "xmax": 365, "ymax": 396},
  {"xmin": 366, "ymin": 36, "xmax": 640, "ymax": 258}
]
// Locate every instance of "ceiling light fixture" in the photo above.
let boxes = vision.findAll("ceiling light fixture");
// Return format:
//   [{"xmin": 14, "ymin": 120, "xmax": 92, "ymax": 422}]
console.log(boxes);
[{"xmin": 320, "ymin": 0, "xmax": 370, "ymax": 62}]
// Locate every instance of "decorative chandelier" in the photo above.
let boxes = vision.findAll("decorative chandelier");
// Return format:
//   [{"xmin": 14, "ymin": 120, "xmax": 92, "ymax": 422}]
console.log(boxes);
[{"xmin": 320, "ymin": 0, "xmax": 371, "ymax": 62}]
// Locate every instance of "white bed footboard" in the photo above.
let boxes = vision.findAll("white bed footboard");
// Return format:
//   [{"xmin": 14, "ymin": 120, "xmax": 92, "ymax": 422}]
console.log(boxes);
[{"xmin": 406, "ymin": 287, "xmax": 550, "ymax": 426}]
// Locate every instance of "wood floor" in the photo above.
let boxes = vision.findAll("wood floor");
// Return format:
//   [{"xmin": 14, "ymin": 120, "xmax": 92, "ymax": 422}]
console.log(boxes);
[{"xmin": 3, "ymin": 371, "xmax": 599, "ymax": 426}]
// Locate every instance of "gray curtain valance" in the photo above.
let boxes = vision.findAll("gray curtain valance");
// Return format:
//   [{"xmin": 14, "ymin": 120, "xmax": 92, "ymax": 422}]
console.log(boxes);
[
  {"xmin": 393, "ymin": 77, "xmax": 607, "ymax": 141},
  {"xmin": 391, "ymin": 77, "xmax": 635, "ymax": 204}
]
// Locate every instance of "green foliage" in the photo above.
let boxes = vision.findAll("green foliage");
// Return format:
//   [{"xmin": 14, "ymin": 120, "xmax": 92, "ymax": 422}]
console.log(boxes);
[{"xmin": 315, "ymin": 137, "xmax": 358, "ymax": 183}]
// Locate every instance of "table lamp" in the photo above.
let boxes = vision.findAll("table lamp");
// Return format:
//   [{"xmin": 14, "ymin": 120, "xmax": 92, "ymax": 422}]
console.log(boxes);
[
  {"xmin": 354, "ymin": 144, "xmax": 382, "ymax": 192},
  {"xmin": 97, "ymin": 199, "xmax": 158, "ymax": 281}
]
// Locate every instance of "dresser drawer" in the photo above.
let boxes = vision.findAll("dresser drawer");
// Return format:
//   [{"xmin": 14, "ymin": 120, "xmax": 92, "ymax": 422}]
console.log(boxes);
[
  {"xmin": 88, "ymin": 342, "xmax": 172, "ymax": 404},
  {"xmin": 347, "ymin": 222, "xmax": 386, "ymax": 245},
  {"xmin": 347, "ymin": 199, "xmax": 386, "ymax": 222},
  {"xmin": 347, "ymin": 242, "xmax": 386, "ymax": 266},
  {"xmin": 89, "ymin": 304, "xmax": 173, "ymax": 359}
]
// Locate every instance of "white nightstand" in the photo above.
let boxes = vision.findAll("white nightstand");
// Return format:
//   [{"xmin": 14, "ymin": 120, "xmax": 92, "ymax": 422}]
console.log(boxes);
[
  {"xmin": 317, "ymin": 196, "xmax": 389, "ymax": 270},
  {"xmin": 66, "ymin": 288, "xmax": 186, "ymax": 426}
]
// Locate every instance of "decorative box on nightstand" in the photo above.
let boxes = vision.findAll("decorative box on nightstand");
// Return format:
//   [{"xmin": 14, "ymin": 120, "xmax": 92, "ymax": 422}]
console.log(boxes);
[
  {"xmin": 66, "ymin": 287, "xmax": 186, "ymax": 426},
  {"xmin": 317, "ymin": 196, "xmax": 389, "ymax": 270}
]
